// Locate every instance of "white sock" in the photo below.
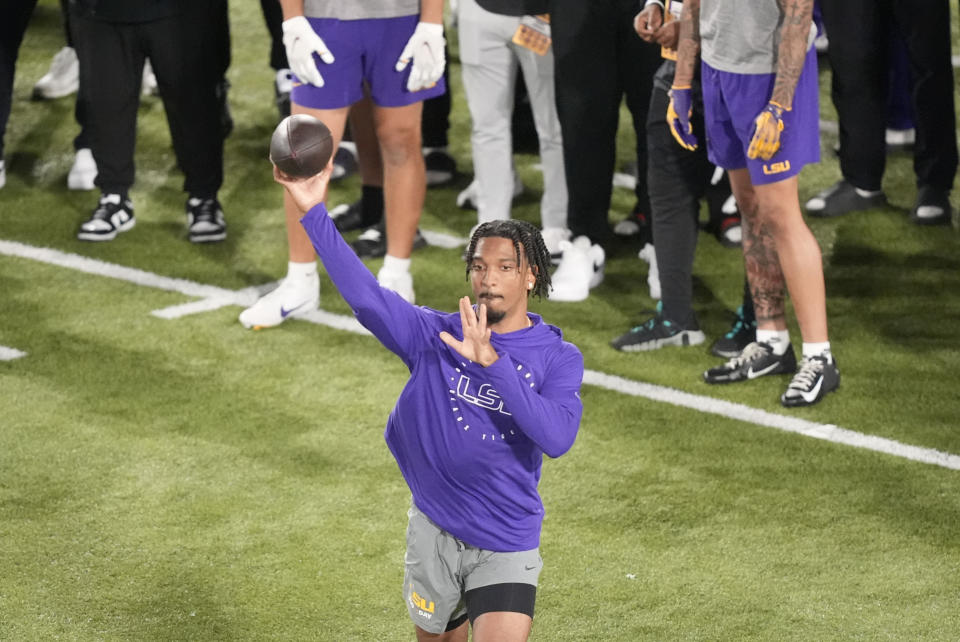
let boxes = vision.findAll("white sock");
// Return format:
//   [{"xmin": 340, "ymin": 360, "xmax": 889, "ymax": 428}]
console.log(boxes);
[
  {"xmin": 803, "ymin": 341, "xmax": 832, "ymax": 361},
  {"xmin": 756, "ymin": 329, "xmax": 790, "ymax": 355},
  {"xmin": 855, "ymin": 187, "xmax": 882, "ymax": 198},
  {"xmin": 287, "ymin": 260, "xmax": 317, "ymax": 281},
  {"xmin": 382, "ymin": 254, "xmax": 411, "ymax": 274}
]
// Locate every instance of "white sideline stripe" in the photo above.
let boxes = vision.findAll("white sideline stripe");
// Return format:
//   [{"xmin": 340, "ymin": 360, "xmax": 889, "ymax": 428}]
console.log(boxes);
[
  {"xmin": 2, "ymin": 238, "xmax": 957, "ymax": 471},
  {"xmin": 0, "ymin": 346, "xmax": 27, "ymax": 361},
  {"xmin": 819, "ymin": 119, "xmax": 839, "ymax": 134},
  {"xmin": 953, "ymin": 55, "xmax": 960, "ymax": 68},
  {"xmin": 584, "ymin": 370, "xmax": 960, "ymax": 471}
]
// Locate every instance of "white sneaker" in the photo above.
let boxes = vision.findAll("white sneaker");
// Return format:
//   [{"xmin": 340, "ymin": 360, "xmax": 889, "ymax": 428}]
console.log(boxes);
[
  {"xmin": 638, "ymin": 242, "xmax": 661, "ymax": 300},
  {"xmin": 456, "ymin": 174, "xmax": 525, "ymax": 210},
  {"xmin": 540, "ymin": 227, "xmax": 571, "ymax": 264},
  {"xmin": 377, "ymin": 267, "xmax": 415, "ymax": 303},
  {"xmin": 239, "ymin": 273, "xmax": 319, "ymax": 329},
  {"xmin": 33, "ymin": 46, "xmax": 79, "ymax": 99},
  {"xmin": 141, "ymin": 59, "xmax": 158, "ymax": 96},
  {"xmin": 67, "ymin": 148, "xmax": 97, "ymax": 190},
  {"xmin": 548, "ymin": 236, "xmax": 604, "ymax": 302}
]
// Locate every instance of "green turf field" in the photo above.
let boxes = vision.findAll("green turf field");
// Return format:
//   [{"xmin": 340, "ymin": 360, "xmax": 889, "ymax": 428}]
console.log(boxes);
[{"xmin": 2, "ymin": 2, "xmax": 959, "ymax": 640}]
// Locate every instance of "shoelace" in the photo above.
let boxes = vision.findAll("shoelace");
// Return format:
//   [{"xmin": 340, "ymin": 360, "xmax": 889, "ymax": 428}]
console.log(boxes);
[
  {"xmin": 191, "ymin": 200, "xmax": 219, "ymax": 224},
  {"xmin": 724, "ymin": 341, "xmax": 768, "ymax": 368},
  {"xmin": 787, "ymin": 356, "xmax": 825, "ymax": 390}
]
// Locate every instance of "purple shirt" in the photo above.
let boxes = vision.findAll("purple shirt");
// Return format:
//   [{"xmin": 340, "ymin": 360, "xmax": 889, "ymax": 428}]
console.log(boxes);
[{"xmin": 300, "ymin": 204, "xmax": 584, "ymax": 551}]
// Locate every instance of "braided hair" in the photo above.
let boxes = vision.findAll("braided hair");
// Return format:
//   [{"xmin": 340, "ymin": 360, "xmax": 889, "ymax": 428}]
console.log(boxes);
[{"xmin": 463, "ymin": 220, "xmax": 552, "ymax": 299}]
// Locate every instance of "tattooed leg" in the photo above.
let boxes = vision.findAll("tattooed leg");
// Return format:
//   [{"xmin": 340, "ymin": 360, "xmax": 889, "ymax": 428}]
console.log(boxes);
[
  {"xmin": 729, "ymin": 169, "xmax": 787, "ymax": 330},
  {"xmin": 754, "ymin": 175, "xmax": 829, "ymax": 343}
]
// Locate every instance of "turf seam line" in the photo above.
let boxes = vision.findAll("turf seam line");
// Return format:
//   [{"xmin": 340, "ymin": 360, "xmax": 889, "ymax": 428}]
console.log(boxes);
[{"xmin": 2, "ymin": 238, "xmax": 957, "ymax": 471}]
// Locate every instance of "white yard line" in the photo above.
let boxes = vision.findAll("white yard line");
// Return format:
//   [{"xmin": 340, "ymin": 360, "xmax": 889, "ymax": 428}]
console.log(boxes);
[
  {"xmin": 2, "ymin": 238, "xmax": 958, "ymax": 471},
  {"xmin": 0, "ymin": 345, "xmax": 27, "ymax": 361}
]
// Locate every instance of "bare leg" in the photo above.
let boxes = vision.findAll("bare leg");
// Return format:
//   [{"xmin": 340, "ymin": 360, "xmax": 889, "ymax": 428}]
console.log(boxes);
[
  {"xmin": 286, "ymin": 103, "xmax": 350, "ymax": 262},
  {"xmin": 753, "ymin": 175, "xmax": 829, "ymax": 343},
  {"xmin": 372, "ymin": 101, "xmax": 425, "ymax": 259},
  {"xmin": 472, "ymin": 611, "xmax": 533, "ymax": 642},
  {"xmin": 415, "ymin": 621, "xmax": 468, "ymax": 642},
  {"xmin": 728, "ymin": 168, "xmax": 787, "ymax": 332},
  {"xmin": 349, "ymin": 94, "xmax": 384, "ymax": 188}
]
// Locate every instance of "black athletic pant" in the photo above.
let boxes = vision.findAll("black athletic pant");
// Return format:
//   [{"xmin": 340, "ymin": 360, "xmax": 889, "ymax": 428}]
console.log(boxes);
[
  {"xmin": 70, "ymin": 8, "xmax": 224, "ymax": 198},
  {"xmin": 421, "ymin": 44, "xmax": 452, "ymax": 149},
  {"xmin": 820, "ymin": 0, "xmax": 957, "ymax": 192},
  {"xmin": 260, "ymin": 0, "xmax": 287, "ymax": 71},
  {"xmin": 551, "ymin": 0, "xmax": 661, "ymax": 245},
  {"xmin": 0, "ymin": 0, "xmax": 38, "ymax": 160}
]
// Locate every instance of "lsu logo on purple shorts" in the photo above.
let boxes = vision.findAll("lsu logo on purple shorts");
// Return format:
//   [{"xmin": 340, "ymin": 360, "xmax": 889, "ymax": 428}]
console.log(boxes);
[
  {"xmin": 700, "ymin": 47, "xmax": 820, "ymax": 185},
  {"xmin": 291, "ymin": 15, "xmax": 447, "ymax": 110}
]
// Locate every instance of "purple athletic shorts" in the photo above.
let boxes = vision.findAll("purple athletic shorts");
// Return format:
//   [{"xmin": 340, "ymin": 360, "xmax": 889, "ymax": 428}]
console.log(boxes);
[
  {"xmin": 291, "ymin": 15, "xmax": 447, "ymax": 109},
  {"xmin": 701, "ymin": 47, "xmax": 820, "ymax": 185}
]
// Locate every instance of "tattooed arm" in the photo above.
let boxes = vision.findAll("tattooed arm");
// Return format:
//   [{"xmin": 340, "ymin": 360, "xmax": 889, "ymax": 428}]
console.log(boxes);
[
  {"xmin": 671, "ymin": 0, "xmax": 700, "ymax": 88},
  {"xmin": 770, "ymin": 0, "xmax": 813, "ymax": 109}
]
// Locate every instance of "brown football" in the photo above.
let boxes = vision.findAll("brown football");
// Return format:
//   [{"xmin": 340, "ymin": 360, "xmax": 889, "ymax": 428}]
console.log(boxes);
[{"xmin": 269, "ymin": 114, "xmax": 334, "ymax": 178}]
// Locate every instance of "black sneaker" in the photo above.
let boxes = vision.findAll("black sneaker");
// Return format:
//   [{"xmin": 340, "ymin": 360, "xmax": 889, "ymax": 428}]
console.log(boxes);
[
  {"xmin": 910, "ymin": 185, "xmax": 952, "ymax": 226},
  {"xmin": 703, "ymin": 341, "xmax": 797, "ymax": 384},
  {"xmin": 424, "ymin": 147, "xmax": 457, "ymax": 187},
  {"xmin": 332, "ymin": 144, "xmax": 358, "ymax": 181},
  {"xmin": 613, "ymin": 205, "xmax": 652, "ymax": 245},
  {"xmin": 781, "ymin": 353, "xmax": 840, "ymax": 407},
  {"xmin": 77, "ymin": 193, "xmax": 135, "ymax": 241},
  {"xmin": 351, "ymin": 222, "xmax": 428, "ymax": 259},
  {"xmin": 186, "ymin": 197, "xmax": 226, "ymax": 243},
  {"xmin": 330, "ymin": 199, "xmax": 374, "ymax": 233},
  {"xmin": 611, "ymin": 315, "xmax": 705, "ymax": 352},
  {"xmin": 710, "ymin": 305, "xmax": 757, "ymax": 358},
  {"xmin": 806, "ymin": 180, "xmax": 886, "ymax": 218}
]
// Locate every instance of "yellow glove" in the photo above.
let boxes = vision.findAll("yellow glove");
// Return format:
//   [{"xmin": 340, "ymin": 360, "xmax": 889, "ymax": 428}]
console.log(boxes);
[{"xmin": 747, "ymin": 101, "xmax": 788, "ymax": 161}]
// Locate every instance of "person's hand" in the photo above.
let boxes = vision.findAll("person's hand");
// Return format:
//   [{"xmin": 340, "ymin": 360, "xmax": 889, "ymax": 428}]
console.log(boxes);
[
  {"xmin": 395, "ymin": 22, "xmax": 446, "ymax": 92},
  {"xmin": 282, "ymin": 16, "xmax": 335, "ymax": 87},
  {"xmin": 273, "ymin": 163, "xmax": 332, "ymax": 213},
  {"xmin": 634, "ymin": 5, "xmax": 664, "ymax": 42},
  {"xmin": 666, "ymin": 85, "xmax": 698, "ymax": 151},
  {"xmin": 654, "ymin": 19, "xmax": 680, "ymax": 49},
  {"xmin": 747, "ymin": 101, "xmax": 788, "ymax": 161},
  {"xmin": 439, "ymin": 296, "xmax": 499, "ymax": 367}
]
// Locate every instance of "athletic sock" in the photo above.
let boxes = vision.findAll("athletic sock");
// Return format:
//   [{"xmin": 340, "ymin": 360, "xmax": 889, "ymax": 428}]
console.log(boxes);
[
  {"xmin": 360, "ymin": 184, "xmax": 384, "ymax": 226},
  {"xmin": 382, "ymin": 254, "xmax": 411, "ymax": 274},
  {"xmin": 287, "ymin": 260, "xmax": 317, "ymax": 282},
  {"xmin": 855, "ymin": 187, "xmax": 882, "ymax": 198},
  {"xmin": 756, "ymin": 329, "xmax": 790, "ymax": 355},
  {"xmin": 803, "ymin": 341, "xmax": 832, "ymax": 362}
]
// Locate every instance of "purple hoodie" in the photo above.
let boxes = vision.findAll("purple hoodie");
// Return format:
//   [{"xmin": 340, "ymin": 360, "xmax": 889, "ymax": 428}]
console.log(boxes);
[{"xmin": 301, "ymin": 204, "xmax": 584, "ymax": 551}]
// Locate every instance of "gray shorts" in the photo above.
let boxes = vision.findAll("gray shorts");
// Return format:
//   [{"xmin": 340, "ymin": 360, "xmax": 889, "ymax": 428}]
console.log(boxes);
[{"xmin": 402, "ymin": 504, "xmax": 543, "ymax": 634}]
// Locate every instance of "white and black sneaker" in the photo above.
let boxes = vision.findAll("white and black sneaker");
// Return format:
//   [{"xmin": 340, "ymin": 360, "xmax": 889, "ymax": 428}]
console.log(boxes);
[
  {"xmin": 186, "ymin": 197, "xmax": 226, "ymax": 243},
  {"xmin": 781, "ymin": 354, "xmax": 840, "ymax": 407},
  {"xmin": 703, "ymin": 341, "xmax": 797, "ymax": 384},
  {"xmin": 77, "ymin": 193, "xmax": 135, "ymax": 241}
]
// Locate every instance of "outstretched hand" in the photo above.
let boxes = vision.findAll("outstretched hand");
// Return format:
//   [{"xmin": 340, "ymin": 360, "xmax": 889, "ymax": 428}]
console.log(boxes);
[
  {"xmin": 439, "ymin": 296, "xmax": 499, "ymax": 367},
  {"xmin": 273, "ymin": 163, "xmax": 332, "ymax": 212}
]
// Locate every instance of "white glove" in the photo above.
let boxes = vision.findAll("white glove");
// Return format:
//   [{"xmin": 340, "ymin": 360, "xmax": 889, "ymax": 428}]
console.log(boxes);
[
  {"xmin": 282, "ymin": 16, "xmax": 335, "ymax": 87},
  {"xmin": 395, "ymin": 22, "xmax": 446, "ymax": 92}
]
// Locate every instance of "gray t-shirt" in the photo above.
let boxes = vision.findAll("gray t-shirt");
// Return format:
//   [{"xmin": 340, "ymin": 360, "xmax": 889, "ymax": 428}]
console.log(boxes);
[
  {"xmin": 304, "ymin": 0, "xmax": 420, "ymax": 20},
  {"xmin": 700, "ymin": 0, "xmax": 815, "ymax": 75}
]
